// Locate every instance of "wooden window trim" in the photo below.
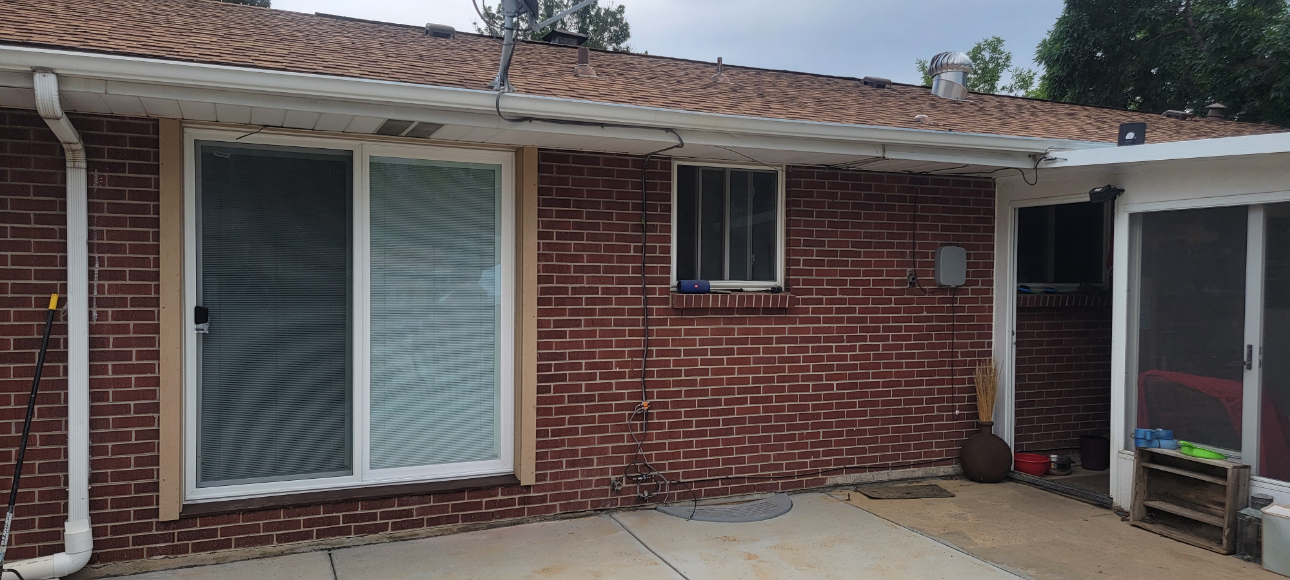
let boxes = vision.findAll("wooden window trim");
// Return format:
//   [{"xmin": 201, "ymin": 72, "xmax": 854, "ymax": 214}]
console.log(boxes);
[
  {"xmin": 158, "ymin": 119, "xmax": 185, "ymax": 521},
  {"xmin": 514, "ymin": 146, "xmax": 539, "ymax": 486}
]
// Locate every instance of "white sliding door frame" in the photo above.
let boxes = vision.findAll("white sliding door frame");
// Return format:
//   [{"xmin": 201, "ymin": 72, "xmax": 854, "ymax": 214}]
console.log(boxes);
[
  {"xmin": 358, "ymin": 142, "xmax": 516, "ymax": 485},
  {"xmin": 1114, "ymin": 191, "xmax": 1290, "ymax": 504},
  {"xmin": 183, "ymin": 128, "xmax": 515, "ymax": 503}
]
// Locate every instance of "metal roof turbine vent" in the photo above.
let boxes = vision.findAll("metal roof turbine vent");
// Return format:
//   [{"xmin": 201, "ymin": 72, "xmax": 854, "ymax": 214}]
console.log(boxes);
[
  {"xmin": 928, "ymin": 51, "xmax": 973, "ymax": 100},
  {"xmin": 1205, "ymin": 103, "xmax": 1228, "ymax": 120}
]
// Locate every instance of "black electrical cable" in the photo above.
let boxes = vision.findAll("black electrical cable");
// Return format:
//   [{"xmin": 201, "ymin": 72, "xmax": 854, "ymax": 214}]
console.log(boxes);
[
  {"xmin": 619, "ymin": 138, "xmax": 685, "ymax": 504},
  {"xmin": 950, "ymin": 285, "xmax": 960, "ymax": 417},
  {"xmin": 904, "ymin": 173, "xmax": 945, "ymax": 295},
  {"xmin": 935, "ymin": 154, "xmax": 1046, "ymax": 185},
  {"xmin": 492, "ymin": 80, "xmax": 686, "ymax": 506}
]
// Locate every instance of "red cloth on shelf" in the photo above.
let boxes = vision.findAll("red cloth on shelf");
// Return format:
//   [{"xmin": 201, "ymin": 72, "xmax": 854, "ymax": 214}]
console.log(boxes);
[{"xmin": 1137, "ymin": 369, "xmax": 1290, "ymax": 481}]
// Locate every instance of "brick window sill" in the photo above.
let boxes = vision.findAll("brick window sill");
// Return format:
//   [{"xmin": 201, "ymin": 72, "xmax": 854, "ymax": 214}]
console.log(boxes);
[
  {"xmin": 1017, "ymin": 293, "xmax": 1109, "ymax": 308},
  {"xmin": 670, "ymin": 292, "xmax": 795, "ymax": 310}
]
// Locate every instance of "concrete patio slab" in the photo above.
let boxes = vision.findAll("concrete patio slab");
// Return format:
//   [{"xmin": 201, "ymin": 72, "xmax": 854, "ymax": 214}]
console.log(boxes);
[
  {"xmin": 611, "ymin": 492, "xmax": 1021, "ymax": 579},
  {"xmin": 102, "ymin": 552, "xmax": 335, "ymax": 580},
  {"xmin": 848, "ymin": 478, "xmax": 1279, "ymax": 580},
  {"xmin": 329, "ymin": 512, "xmax": 683, "ymax": 580}
]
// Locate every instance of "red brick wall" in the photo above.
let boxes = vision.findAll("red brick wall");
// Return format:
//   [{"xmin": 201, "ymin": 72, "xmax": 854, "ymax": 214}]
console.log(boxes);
[
  {"xmin": 1013, "ymin": 302, "xmax": 1112, "ymax": 452},
  {"xmin": 0, "ymin": 109, "xmax": 161, "ymax": 562},
  {"xmin": 1, "ymin": 108, "xmax": 994, "ymax": 566}
]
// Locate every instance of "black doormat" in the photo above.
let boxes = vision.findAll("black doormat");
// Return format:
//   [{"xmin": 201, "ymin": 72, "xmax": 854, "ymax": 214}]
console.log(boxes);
[{"xmin": 856, "ymin": 483, "xmax": 955, "ymax": 499}]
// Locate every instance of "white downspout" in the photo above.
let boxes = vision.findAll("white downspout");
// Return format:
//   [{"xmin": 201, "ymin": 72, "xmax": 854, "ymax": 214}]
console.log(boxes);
[{"xmin": 4, "ymin": 69, "xmax": 95, "ymax": 580}]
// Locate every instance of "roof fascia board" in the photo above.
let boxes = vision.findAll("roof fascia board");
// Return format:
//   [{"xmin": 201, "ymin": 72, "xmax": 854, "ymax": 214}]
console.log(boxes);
[
  {"xmin": 0, "ymin": 44, "xmax": 1109, "ymax": 162},
  {"xmin": 883, "ymin": 144, "xmax": 1036, "ymax": 169},
  {"xmin": 1044, "ymin": 132, "xmax": 1290, "ymax": 168},
  {"xmin": 45, "ymin": 76, "xmax": 896, "ymax": 161}
]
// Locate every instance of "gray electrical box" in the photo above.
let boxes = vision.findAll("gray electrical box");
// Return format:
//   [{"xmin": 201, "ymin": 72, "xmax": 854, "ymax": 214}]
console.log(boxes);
[{"xmin": 934, "ymin": 245, "xmax": 967, "ymax": 287}]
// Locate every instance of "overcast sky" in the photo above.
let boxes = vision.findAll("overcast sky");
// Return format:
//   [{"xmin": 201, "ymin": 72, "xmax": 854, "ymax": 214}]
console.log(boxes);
[{"xmin": 272, "ymin": 0, "xmax": 1064, "ymax": 85}]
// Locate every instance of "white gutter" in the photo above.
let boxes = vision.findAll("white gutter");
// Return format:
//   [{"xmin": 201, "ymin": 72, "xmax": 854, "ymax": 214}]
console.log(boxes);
[
  {"xmin": 0, "ymin": 45, "xmax": 1110, "ymax": 160},
  {"xmin": 1042, "ymin": 131, "xmax": 1290, "ymax": 168},
  {"xmin": 4, "ymin": 70, "xmax": 94, "ymax": 580}
]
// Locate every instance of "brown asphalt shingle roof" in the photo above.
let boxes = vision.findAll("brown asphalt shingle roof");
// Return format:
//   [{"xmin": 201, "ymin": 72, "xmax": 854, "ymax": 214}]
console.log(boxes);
[{"xmin": 2, "ymin": 0, "xmax": 1284, "ymax": 144}]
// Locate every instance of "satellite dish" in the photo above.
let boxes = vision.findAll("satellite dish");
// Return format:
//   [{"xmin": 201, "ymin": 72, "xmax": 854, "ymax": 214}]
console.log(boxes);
[{"xmin": 488, "ymin": 0, "xmax": 598, "ymax": 91}]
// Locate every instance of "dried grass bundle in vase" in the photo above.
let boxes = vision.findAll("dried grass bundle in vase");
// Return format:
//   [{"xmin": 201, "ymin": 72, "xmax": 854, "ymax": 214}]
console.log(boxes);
[{"xmin": 973, "ymin": 359, "xmax": 999, "ymax": 424}]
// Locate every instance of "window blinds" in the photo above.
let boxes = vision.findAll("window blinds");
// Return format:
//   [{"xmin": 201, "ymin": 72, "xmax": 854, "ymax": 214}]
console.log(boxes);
[
  {"xmin": 196, "ymin": 144, "xmax": 353, "ymax": 487},
  {"xmin": 368, "ymin": 157, "xmax": 502, "ymax": 470}
]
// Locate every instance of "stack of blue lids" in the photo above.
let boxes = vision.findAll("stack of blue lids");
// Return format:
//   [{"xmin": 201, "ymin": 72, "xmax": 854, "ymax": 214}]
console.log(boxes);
[{"xmin": 1134, "ymin": 428, "xmax": 1178, "ymax": 449}]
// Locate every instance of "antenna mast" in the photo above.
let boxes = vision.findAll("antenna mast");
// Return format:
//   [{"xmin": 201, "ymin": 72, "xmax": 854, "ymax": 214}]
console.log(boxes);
[{"xmin": 489, "ymin": 0, "xmax": 598, "ymax": 92}]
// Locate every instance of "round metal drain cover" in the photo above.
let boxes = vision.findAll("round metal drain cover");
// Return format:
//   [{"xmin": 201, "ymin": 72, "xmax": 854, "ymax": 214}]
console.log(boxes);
[{"xmin": 657, "ymin": 493, "xmax": 792, "ymax": 522}]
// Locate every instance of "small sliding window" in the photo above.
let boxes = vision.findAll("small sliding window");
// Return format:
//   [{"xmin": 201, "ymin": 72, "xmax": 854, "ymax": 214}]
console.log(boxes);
[
  {"xmin": 673, "ymin": 163, "xmax": 783, "ymax": 290},
  {"xmin": 184, "ymin": 132, "xmax": 514, "ymax": 502}
]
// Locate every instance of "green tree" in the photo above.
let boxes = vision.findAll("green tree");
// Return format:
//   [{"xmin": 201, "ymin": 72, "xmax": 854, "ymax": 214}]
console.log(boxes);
[
  {"xmin": 1035, "ymin": 0, "xmax": 1290, "ymax": 125},
  {"xmin": 916, "ymin": 36, "xmax": 1042, "ymax": 97},
  {"xmin": 215, "ymin": 0, "xmax": 270, "ymax": 6},
  {"xmin": 474, "ymin": 0, "xmax": 632, "ymax": 52}
]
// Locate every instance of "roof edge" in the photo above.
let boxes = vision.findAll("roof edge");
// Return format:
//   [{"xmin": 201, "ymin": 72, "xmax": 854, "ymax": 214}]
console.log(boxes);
[{"xmin": 0, "ymin": 44, "xmax": 1113, "ymax": 160}]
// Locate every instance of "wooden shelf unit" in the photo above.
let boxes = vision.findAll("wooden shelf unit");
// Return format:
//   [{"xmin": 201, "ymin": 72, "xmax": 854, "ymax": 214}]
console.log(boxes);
[{"xmin": 1130, "ymin": 448, "xmax": 1249, "ymax": 554}]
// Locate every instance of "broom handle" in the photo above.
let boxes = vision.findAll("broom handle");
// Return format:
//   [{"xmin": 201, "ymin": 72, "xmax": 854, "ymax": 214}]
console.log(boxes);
[{"xmin": 0, "ymin": 294, "xmax": 59, "ymax": 570}]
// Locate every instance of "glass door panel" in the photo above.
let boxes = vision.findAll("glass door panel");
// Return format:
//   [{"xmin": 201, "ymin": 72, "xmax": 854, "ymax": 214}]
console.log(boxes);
[
  {"xmin": 368, "ymin": 157, "xmax": 503, "ymax": 471},
  {"xmin": 1262, "ymin": 203, "xmax": 1290, "ymax": 479},
  {"xmin": 1135, "ymin": 206, "xmax": 1248, "ymax": 452},
  {"xmin": 196, "ymin": 143, "xmax": 354, "ymax": 487}
]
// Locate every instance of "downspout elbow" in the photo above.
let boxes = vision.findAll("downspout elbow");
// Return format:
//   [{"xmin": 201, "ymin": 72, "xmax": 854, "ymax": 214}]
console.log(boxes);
[
  {"xmin": 32, "ymin": 69, "xmax": 86, "ymax": 168},
  {"xmin": 1, "ymin": 521, "xmax": 92, "ymax": 580}
]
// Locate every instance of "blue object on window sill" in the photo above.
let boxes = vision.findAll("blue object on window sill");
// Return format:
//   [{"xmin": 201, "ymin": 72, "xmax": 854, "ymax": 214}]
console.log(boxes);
[{"xmin": 677, "ymin": 280, "xmax": 711, "ymax": 294}]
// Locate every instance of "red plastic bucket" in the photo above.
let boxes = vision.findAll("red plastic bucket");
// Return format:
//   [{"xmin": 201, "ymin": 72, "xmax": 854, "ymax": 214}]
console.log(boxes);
[{"xmin": 1014, "ymin": 453, "xmax": 1049, "ymax": 476}]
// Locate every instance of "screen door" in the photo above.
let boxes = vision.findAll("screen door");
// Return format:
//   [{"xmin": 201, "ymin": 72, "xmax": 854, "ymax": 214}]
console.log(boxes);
[{"xmin": 1134, "ymin": 205, "xmax": 1248, "ymax": 453}]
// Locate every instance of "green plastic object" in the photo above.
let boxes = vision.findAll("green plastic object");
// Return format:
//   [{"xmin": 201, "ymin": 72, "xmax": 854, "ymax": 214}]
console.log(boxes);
[{"xmin": 1178, "ymin": 441, "xmax": 1227, "ymax": 460}]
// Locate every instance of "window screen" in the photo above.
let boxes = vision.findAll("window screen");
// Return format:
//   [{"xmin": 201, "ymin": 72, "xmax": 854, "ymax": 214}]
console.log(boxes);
[
  {"xmin": 196, "ymin": 143, "xmax": 353, "ymax": 487},
  {"xmin": 675, "ymin": 165, "xmax": 778, "ymax": 282},
  {"xmin": 369, "ymin": 157, "xmax": 502, "ymax": 470},
  {"xmin": 1135, "ymin": 206, "xmax": 1247, "ymax": 451}
]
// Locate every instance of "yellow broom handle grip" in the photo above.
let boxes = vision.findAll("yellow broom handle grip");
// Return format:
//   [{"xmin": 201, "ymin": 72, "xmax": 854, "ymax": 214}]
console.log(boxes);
[{"xmin": 48, "ymin": 294, "xmax": 59, "ymax": 311}]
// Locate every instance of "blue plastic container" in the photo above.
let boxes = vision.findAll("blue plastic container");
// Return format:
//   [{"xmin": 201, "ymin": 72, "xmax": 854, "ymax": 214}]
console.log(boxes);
[
  {"xmin": 1155, "ymin": 429, "xmax": 1174, "ymax": 440},
  {"xmin": 1134, "ymin": 428, "xmax": 1157, "ymax": 441},
  {"xmin": 1135, "ymin": 438, "xmax": 1160, "ymax": 448},
  {"xmin": 1157, "ymin": 439, "xmax": 1179, "ymax": 450}
]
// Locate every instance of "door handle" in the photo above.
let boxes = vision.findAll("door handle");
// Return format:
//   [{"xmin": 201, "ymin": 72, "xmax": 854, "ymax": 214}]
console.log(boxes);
[
  {"xmin": 1225, "ymin": 345, "xmax": 1255, "ymax": 369},
  {"xmin": 194, "ymin": 306, "xmax": 210, "ymax": 334}
]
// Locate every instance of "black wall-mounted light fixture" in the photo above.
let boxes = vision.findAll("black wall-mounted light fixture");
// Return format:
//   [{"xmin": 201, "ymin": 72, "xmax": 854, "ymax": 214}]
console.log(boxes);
[{"xmin": 1089, "ymin": 185, "xmax": 1125, "ymax": 204}]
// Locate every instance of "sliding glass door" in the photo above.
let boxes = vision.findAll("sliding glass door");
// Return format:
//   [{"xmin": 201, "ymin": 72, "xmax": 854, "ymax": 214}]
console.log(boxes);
[
  {"xmin": 1132, "ymin": 202, "xmax": 1290, "ymax": 481},
  {"xmin": 187, "ymin": 131, "xmax": 514, "ymax": 502}
]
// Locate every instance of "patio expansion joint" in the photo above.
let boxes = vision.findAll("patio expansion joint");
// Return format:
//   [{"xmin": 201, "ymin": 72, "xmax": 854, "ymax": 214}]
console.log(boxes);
[
  {"xmin": 606, "ymin": 512, "xmax": 693, "ymax": 580},
  {"xmin": 825, "ymin": 492, "xmax": 1036, "ymax": 580},
  {"xmin": 327, "ymin": 549, "xmax": 340, "ymax": 580}
]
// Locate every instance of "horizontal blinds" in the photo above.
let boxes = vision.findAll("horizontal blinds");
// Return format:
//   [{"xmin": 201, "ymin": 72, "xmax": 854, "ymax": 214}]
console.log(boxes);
[
  {"xmin": 369, "ymin": 157, "xmax": 501, "ymax": 470},
  {"xmin": 197, "ymin": 143, "xmax": 353, "ymax": 487}
]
